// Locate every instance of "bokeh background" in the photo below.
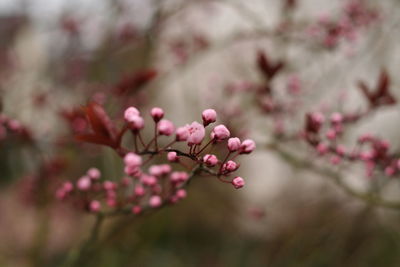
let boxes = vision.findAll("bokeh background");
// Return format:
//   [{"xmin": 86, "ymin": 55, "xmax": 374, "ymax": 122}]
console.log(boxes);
[{"xmin": 1, "ymin": 0, "xmax": 400, "ymax": 266}]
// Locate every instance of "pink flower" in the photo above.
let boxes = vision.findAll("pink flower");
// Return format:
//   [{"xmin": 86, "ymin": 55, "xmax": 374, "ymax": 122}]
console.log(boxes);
[
  {"xmin": 211, "ymin": 124, "xmax": 230, "ymax": 141},
  {"xmin": 202, "ymin": 109, "xmax": 217, "ymax": 126},
  {"xmin": 141, "ymin": 175, "xmax": 157, "ymax": 186},
  {"xmin": 89, "ymin": 200, "xmax": 101, "ymax": 212},
  {"xmin": 170, "ymin": 171, "xmax": 189, "ymax": 184},
  {"xmin": 151, "ymin": 107, "xmax": 164, "ymax": 122},
  {"xmin": 167, "ymin": 151, "xmax": 179, "ymax": 162},
  {"xmin": 186, "ymin": 121, "xmax": 205, "ymax": 145},
  {"xmin": 175, "ymin": 126, "xmax": 189, "ymax": 141},
  {"xmin": 124, "ymin": 107, "xmax": 140, "ymax": 121},
  {"xmin": 335, "ymin": 145, "xmax": 346, "ymax": 156},
  {"xmin": 63, "ymin": 181, "xmax": 74, "ymax": 192},
  {"xmin": 232, "ymin": 177, "xmax": 245, "ymax": 189},
  {"xmin": 330, "ymin": 112, "xmax": 343, "ymax": 124},
  {"xmin": 385, "ymin": 166, "xmax": 395, "ymax": 176},
  {"xmin": 77, "ymin": 176, "xmax": 91, "ymax": 191},
  {"xmin": 132, "ymin": 205, "xmax": 142, "ymax": 214},
  {"xmin": 176, "ymin": 189, "xmax": 187, "ymax": 199},
  {"xmin": 203, "ymin": 154, "xmax": 218, "ymax": 167},
  {"xmin": 222, "ymin": 160, "xmax": 239, "ymax": 172},
  {"xmin": 124, "ymin": 152, "xmax": 142, "ymax": 167},
  {"xmin": 158, "ymin": 119, "xmax": 175, "ymax": 136},
  {"xmin": 316, "ymin": 143, "xmax": 328, "ymax": 155},
  {"xmin": 134, "ymin": 185, "xmax": 145, "ymax": 196},
  {"xmin": 127, "ymin": 115, "xmax": 144, "ymax": 131},
  {"xmin": 239, "ymin": 139, "xmax": 256, "ymax": 154},
  {"xmin": 149, "ymin": 195, "xmax": 162, "ymax": 208},
  {"xmin": 330, "ymin": 155, "xmax": 341, "ymax": 165},
  {"xmin": 227, "ymin": 137, "xmax": 241, "ymax": 152},
  {"xmin": 87, "ymin": 168, "xmax": 101, "ymax": 180},
  {"xmin": 103, "ymin": 180, "xmax": 117, "ymax": 191},
  {"xmin": 326, "ymin": 129, "xmax": 337, "ymax": 140}
]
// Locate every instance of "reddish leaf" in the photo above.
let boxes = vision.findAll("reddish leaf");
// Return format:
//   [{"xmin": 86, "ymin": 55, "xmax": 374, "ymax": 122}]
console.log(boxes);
[
  {"xmin": 377, "ymin": 69, "xmax": 389, "ymax": 94},
  {"xmin": 83, "ymin": 102, "xmax": 117, "ymax": 140},
  {"xmin": 257, "ymin": 51, "xmax": 270, "ymax": 78}
]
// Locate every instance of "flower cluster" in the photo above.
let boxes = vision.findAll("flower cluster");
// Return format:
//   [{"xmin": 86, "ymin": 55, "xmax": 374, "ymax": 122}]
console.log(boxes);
[
  {"xmin": 57, "ymin": 105, "xmax": 255, "ymax": 214},
  {"xmin": 303, "ymin": 110, "xmax": 400, "ymax": 177},
  {"xmin": 306, "ymin": 0, "xmax": 379, "ymax": 49}
]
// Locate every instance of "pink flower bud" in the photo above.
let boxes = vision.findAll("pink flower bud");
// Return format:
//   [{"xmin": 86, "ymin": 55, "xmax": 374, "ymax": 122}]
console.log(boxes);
[
  {"xmin": 132, "ymin": 205, "xmax": 142, "ymax": 214},
  {"xmin": 149, "ymin": 195, "xmax": 162, "ymax": 208},
  {"xmin": 175, "ymin": 126, "xmax": 189, "ymax": 141},
  {"xmin": 134, "ymin": 185, "xmax": 145, "ymax": 196},
  {"xmin": 106, "ymin": 198, "xmax": 117, "ymax": 207},
  {"xmin": 149, "ymin": 165, "xmax": 163, "ymax": 177},
  {"xmin": 89, "ymin": 200, "xmax": 101, "ymax": 212},
  {"xmin": 232, "ymin": 177, "xmax": 245, "ymax": 189},
  {"xmin": 127, "ymin": 115, "xmax": 144, "ymax": 131},
  {"xmin": 316, "ymin": 143, "xmax": 328, "ymax": 155},
  {"xmin": 385, "ymin": 166, "xmax": 395, "ymax": 176},
  {"xmin": 239, "ymin": 139, "xmax": 256, "ymax": 154},
  {"xmin": 121, "ymin": 177, "xmax": 131, "ymax": 186},
  {"xmin": 141, "ymin": 175, "xmax": 157, "ymax": 186},
  {"xmin": 186, "ymin": 121, "xmax": 205, "ymax": 145},
  {"xmin": 87, "ymin": 167, "xmax": 101, "ymax": 180},
  {"xmin": 176, "ymin": 189, "xmax": 187, "ymax": 199},
  {"xmin": 124, "ymin": 107, "xmax": 140, "ymax": 121},
  {"xmin": 77, "ymin": 176, "xmax": 91, "ymax": 191},
  {"xmin": 202, "ymin": 109, "xmax": 217, "ymax": 126},
  {"xmin": 63, "ymin": 181, "xmax": 74, "ymax": 192},
  {"xmin": 222, "ymin": 160, "xmax": 239, "ymax": 172},
  {"xmin": 203, "ymin": 154, "xmax": 218, "ymax": 167},
  {"xmin": 326, "ymin": 129, "xmax": 337, "ymax": 140},
  {"xmin": 160, "ymin": 164, "xmax": 172, "ymax": 174},
  {"xmin": 124, "ymin": 152, "xmax": 142, "ymax": 167},
  {"xmin": 158, "ymin": 119, "xmax": 175, "ymax": 136},
  {"xmin": 151, "ymin": 107, "xmax": 164, "ymax": 122},
  {"xmin": 167, "ymin": 151, "xmax": 179, "ymax": 162},
  {"xmin": 103, "ymin": 180, "xmax": 117, "ymax": 191},
  {"xmin": 227, "ymin": 137, "xmax": 241, "ymax": 152},
  {"xmin": 335, "ymin": 145, "xmax": 346, "ymax": 156},
  {"xmin": 330, "ymin": 112, "xmax": 343, "ymax": 124},
  {"xmin": 170, "ymin": 171, "xmax": 189, "ymax": 183},
  {"xmin": 330, "ymin": 155, "xmax": 341, "ymax": 165},
  {"xmin": 211, "ymin": 124, "xmax": 230, "ymax": 141}
]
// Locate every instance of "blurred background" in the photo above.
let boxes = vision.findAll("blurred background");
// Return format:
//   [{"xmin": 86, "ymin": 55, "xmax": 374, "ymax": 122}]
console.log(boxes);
[{"xmin": 1, "ymin": 0, "xmax": 400, "ymax": 266}]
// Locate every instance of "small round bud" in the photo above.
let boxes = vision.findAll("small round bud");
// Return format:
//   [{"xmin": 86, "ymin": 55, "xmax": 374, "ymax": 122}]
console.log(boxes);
[
  {"xmin": 124, "ymin": 152, "xmax": 142, "ymax": 167},
  {"xmin": 89, "ymin": 200, "xmax": 101, "ymax": 212},
  {"xmin": 222, "ymin": 160, "xmax": 239, "ymax": 172},
  {"xmin": 167, "ymin": 151, "xmax": 179, "ymax": 162},
  {"xmin": 211, "ymin": 124, "xmax": 230, "ymax": 141},
  {"xmin": 132, "ymin": 205, "xmax": 142, "ymax": 214},
  {"xmin": 227, "ymin": 137, "xmax": 241, "ymax": 152},
  {"xmin": 158, "ymin": 119, "xmax": 175, "ymax": 136},
  {"xmin": 151, "ymin": 107, "xmax": 164, "ymax": 122},
  {"xmin": 232, "ymin": 177, "xmax": 245, "ymax": 189},
  {"xmin": 87, "ymin": 168, "xmax": 101, "ymax": 180},
  {"xmin": 239, "ymin": 139, "xmax": 256, "ymax": 154},
  {"xmin": 149, "ymin": 195, "xmax": 162, "ymax": 208},
  {"xmin": 77, "ymin": 176, "xmax": 91, "ymax": 191},
  {"xmin": 124, "ymin": 107, "xmax": 140, "ymax": 121},
  {"xmin": 203, "ymin": 154, "xmax": 218, "ymax": 167},
  {"xmin": 202, "ymin": 109, "xmax": 217, "ymax": 126},
  {"xmin": 175, "ymin": 126, "xmax": 189, "ymax": 141},
  {"xmin": 186, "ymin": 121, "xmax": 205, "ymax": 145}
]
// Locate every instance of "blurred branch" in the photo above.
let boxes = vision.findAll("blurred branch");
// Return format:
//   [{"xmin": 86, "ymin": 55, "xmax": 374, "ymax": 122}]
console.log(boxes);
[{"xmin": 266, "ymin": 142, "xmax": 400, "ymax": 210}]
